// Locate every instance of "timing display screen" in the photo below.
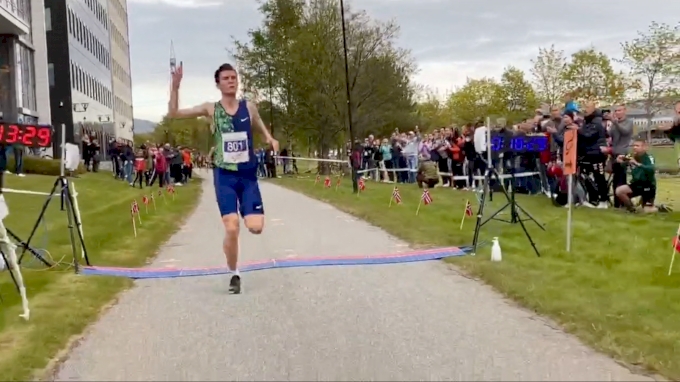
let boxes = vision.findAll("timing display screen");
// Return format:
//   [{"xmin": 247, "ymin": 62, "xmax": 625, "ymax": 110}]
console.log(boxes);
[
  {"xmin": 490, "ymin": 132, "xmax": 549, "ymax": 153},
  {"xmin": 0, "ymin": 124, "xmax": 53, "ymax": 147}
]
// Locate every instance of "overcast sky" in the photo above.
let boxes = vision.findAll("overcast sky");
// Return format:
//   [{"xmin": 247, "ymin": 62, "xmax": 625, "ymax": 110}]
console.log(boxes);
[{"xmin": 127, "ymin": 0, "xmax": 680, "ymax": 122}]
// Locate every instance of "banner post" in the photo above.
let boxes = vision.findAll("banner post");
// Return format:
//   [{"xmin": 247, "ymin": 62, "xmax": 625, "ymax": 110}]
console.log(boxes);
[{"xmin": 563, "ymin": 129, "xmax": 577, "ymax": 252}]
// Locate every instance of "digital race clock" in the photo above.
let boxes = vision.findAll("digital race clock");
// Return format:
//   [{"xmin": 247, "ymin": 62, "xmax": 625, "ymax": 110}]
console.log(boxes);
[
  {"xmin": 0, "ymin": 123, "xmax": 53, "ymax": 147},
  {"xmin": 490, "ymin": 131, "xmax": 549, "ymax": 153}
]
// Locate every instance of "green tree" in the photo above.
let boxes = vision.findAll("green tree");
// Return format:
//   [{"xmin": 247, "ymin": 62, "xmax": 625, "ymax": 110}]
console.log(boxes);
[
  {"xmin": 446, "ymin": 77, "xmax": 502, "ymax": 125},
  {"xmin": 233, "ymin": 0, "xmax": 417, "ymax": 166},
  {"xmin": 495, "ymin": 66, "xmax": 540, "ymax": 123},
  {"xmin": 413, "ymin": 88, "xmax": 453, "ymax": 129},
  {"xmin": 153, "ymin": 117, "xmax": 212, "ymax": 153},
  {"xmin": 618, "ymin": 21, "xmax": 680, "ymax": 129},
  {"xmin": 562, "ymin": 48, "xmax": 630, "ymax": 105},
  {"xmin": 530, "ymin": 45, "xmax": 568, "ymax": 107},
  {"xmin": 133, "ymin": 132, "xmax": 154, "ymax": 147}
]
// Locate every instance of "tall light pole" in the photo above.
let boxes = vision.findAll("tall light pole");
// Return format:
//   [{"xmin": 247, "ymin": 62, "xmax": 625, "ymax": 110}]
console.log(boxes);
[
  {"xmin": 339, "ymin": 0, "xmax": 358, "ymax": 193},
  {"xmin": 268, "ymin": 65, "xmax": 274, "ymax": 135}
]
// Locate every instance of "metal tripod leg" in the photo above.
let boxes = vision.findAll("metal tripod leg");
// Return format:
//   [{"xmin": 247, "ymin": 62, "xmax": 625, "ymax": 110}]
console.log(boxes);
[
  {"xmin": 18, "ymin": 177, "xmax": 63, "ymax": 265},
  {"xmin": 0, "ymin": 250, "xmax": 20, "ymax": 293},
  {"xmin": 513, "ymin": 203, "xmax": 546, "ymax": 231}
]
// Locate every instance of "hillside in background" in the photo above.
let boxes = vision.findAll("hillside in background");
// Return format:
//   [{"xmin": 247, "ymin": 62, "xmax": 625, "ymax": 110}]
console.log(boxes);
[{"xmin": 133, "ymin": 119, "xmax": 157, "ymax": 133}]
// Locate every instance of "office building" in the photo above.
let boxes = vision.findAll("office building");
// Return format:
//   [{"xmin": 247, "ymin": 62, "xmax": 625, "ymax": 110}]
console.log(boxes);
[
  {"xmin": 0, "ymin": 0, "xmax": 51, "ymax": 126},
  {"xmin": 44, "ymin": 0, "xmax": 133, "ymax": 146},
  {"xmin": 108, "ymin": 0, "xmax": 133, "ymax": 139}
]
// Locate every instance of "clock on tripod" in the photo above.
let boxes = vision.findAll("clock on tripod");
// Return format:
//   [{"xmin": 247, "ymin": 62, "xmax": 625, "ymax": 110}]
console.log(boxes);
[{"xmin": 471, "ymin": 130, "xmax": 548, "ymax": 258}]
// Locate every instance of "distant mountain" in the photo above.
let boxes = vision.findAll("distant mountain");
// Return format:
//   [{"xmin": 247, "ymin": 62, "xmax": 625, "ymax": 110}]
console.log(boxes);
[{"xmin": 133, "ymin": 119, "xmax": 157, "ymax": 134}]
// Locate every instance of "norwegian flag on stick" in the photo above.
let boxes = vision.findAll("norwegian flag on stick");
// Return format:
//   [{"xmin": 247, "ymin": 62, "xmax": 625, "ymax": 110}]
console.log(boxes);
[
  {"xmin": 142, "ymin": 195, "xmax": 149, "ymax": 213},
  {"xmin": 132, "ymin": 200, "xmax": 142, "ymax": 225},
  {"xmin": 416, "ymin": 188, "xmax": 432, "ymax": 216},
  {"xmin": 358, "ymin": 178, "xmax": 366, "ymax": 195},
  {"xmin": 314, "ymin": 174, "xmax": 321, "ymax": 186},
  {"xmin": 389, "ymin": 186, "xmax": 402, "ymax": 207},
  {"xmin": 150, "ymin": 193, "xmax": 157, "ymax": 211},
  {"xmin": 335, "ymin": 176, "xmax": 341, "ymax": 191},
  {"xmin": 131, "ymin": 201, "xmax": 139, "ymax": 237},
  {"xmin": 324, "ymin": 176, "xmax": 331, "ymax": 188},
  {"xmin": 460, "ymin": 199, "xmax": 474, "ymax": 230},
  {"xmin": 167, "ymin": 185, "xmax": 176, "ymax": 200},
  {"xmin": 668, "ymin": 223, "xmax": 680, "ymax": 275}
]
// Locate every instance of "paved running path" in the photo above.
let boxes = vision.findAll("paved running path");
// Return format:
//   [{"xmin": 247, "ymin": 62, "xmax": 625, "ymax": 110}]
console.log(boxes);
[{"xmin": 55, "ymin": 172, "xmax": 650, "ymax": 381}]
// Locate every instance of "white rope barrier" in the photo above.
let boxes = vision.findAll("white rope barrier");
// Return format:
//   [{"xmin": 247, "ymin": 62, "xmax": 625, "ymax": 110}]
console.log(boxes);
[
  {"xmin": 1, "ymin": 188, "xmax": 59, "ymax": 197},
  {"xmin": 274, "ymin": 156, "xmax": 541, "ymax": 182}
]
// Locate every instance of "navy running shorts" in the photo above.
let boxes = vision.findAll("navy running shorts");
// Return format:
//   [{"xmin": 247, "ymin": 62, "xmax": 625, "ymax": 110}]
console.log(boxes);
[{"xmin": 213, "ymin": 167, "xmax": 264, "ymax": 217}]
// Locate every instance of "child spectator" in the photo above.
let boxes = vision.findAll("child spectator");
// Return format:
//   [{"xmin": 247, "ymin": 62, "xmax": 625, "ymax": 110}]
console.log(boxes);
[
  {"xmin": 150, "ymin": 148, "xmax": 168, "ymax": 187},
  {"xmin": 132, "ymin": 150, "xmax": 146, "ymax": 189}
]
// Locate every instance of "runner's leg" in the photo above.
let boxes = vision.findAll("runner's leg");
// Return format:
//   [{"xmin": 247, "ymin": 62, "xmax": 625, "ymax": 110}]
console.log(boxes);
[
  {"xmin": 214, "ymin": 169, "xmax": 242, "ymax": 293},
  {"xmin": 240, "ymin": 175, "xmax": 265, "ymax": 234}
]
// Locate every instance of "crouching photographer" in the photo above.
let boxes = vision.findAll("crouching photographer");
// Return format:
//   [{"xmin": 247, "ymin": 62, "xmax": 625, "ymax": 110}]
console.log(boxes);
[
  {"xmin": 416, "ymin": 152, "xmax": 439, "ymax": 189},
  {"xmin": 614, "ymin": 139, "xmax": 657, "ymax": 213}
]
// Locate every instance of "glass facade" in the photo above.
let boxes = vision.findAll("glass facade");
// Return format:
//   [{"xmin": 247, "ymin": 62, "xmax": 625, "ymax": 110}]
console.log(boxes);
[
  {"xmin": 0, "ymin": 0, "xmax": 30, "ymax": 25},
  {"xmin": 16, "ymin": 41, "xmax": 36, "ymax": 111},
  {"xmin": 0, "ymin": 41, "xmax": 11, "ymax": 119}
]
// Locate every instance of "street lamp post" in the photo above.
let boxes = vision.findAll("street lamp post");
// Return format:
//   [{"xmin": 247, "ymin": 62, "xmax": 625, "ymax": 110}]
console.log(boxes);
[
  {"xmin": 339, "ymin": 0, "xmax": 358, "ymax": 193},
  {"xmin": 267, "ymin": 65, "xmax": 274, "ymax": 135}
]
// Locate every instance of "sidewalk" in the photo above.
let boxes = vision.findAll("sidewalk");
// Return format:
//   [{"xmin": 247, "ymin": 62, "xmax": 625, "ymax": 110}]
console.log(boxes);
[{"xmin": 55, "ymin": 173, "xmax": 650, "ymax": 381}]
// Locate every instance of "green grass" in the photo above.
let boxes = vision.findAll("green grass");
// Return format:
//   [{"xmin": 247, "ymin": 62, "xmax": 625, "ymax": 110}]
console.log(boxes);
[
  {"xmin": 649, "ymin": 146, "xmax": 678, "ymax": 170},
  {"xmin": 0, "ymin": 172, "xmax": 202, "ymax": 381},
  {"xmin": 272, "ymin": 175, "xmax": 680, "ymax": 380}
]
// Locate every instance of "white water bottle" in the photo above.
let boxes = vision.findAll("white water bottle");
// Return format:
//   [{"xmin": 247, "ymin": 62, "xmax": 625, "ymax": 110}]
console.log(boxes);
[{"xmin": 491, "ymin": 237, "xmax": 502, "ymax": 262}]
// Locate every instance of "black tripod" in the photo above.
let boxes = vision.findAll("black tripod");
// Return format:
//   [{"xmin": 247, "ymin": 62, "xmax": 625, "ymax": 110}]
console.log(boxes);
[
  {"xmin": 17, "ymin": 176, "xmax": 90, "ymax": 272},
  {"xmin": 471, "ymin": 165, "xmax": 545, "ymax": 257},
  {"xmin": 0, "ymin": 249, "xmax": 20, "ymax": 293}
]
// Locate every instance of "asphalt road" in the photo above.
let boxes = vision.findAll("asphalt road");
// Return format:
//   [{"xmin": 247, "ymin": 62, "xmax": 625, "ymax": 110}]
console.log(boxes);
[{"xmin": 54, "ymin": 173, "xmax": 651, "ymax": 381}]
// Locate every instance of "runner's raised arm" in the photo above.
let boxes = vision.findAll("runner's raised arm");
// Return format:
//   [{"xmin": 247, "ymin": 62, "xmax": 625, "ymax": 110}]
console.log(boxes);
[{"xmin": 167, "ymin": 62, "xmax": 210, "ymax": 119}]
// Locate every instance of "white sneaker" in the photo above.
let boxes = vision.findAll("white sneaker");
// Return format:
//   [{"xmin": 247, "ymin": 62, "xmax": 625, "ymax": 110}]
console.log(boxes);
[
  {"xmin": 581, "ymin": 202, "xmax": 597, "ymax": 208},
  {"xmin": 175, "ymin": 182, "xmax": 182, "ymax": 186},
  {"xmin": 17, "ymin": 173, "xmax": 25, "ymax": 177},
  {"xmin": 597, "ymin": 202, "xmax": 608, "ymax": 209},
  {"xmin": 4, "ymin": 170, "xmax": 11, "ymax": 174}
]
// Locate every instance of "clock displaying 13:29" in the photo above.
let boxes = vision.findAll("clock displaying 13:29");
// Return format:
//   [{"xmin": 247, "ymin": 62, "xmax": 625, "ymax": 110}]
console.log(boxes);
[{"xmin": 0, "ymin": 123, "xmax": 53, "ymax": 147}]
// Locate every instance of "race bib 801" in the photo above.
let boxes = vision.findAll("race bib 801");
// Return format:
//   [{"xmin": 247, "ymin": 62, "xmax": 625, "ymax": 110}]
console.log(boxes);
[
  {"xmin": 221, "ymin": 132, "xmax": 249, "ymax": 164},
  {"xmin": 224, "ymin": 140, "xmax": 247, "ymax": 153}
]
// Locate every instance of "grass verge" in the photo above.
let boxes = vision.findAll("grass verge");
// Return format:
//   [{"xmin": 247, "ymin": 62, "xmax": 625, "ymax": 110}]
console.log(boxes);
[
  {"xmin": 272, "ymin": 175, "xmax": 680, "ymax": 380},
  {"xmin": 0, "ymin": 172, "xmax": 202, "ymax": 381}
]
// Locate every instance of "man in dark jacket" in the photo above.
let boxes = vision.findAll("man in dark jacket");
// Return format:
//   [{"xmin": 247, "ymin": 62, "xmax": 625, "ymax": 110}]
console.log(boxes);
[{"xmin": 576, "ymin": 102, "xmax": 608, "ymax": 208}]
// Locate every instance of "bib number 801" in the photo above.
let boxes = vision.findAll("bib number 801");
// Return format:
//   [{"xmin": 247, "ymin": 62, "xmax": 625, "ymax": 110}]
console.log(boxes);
[{"xmin": 225, "ymin": 141, "xmax": 245, "ymax": 153}]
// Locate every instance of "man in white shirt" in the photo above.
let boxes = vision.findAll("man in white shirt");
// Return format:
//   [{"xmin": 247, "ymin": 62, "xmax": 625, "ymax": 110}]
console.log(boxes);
[
  {"xmin": 402, "ymin": 127, "xmax": 420, "ymax": 183},
  {"xmin": 472, "ymin": 122, "xmax": 488, "ymax": 185},
  {"xmin": 473, "ymin": 123, "xmax": 487, "ymax": 154}
]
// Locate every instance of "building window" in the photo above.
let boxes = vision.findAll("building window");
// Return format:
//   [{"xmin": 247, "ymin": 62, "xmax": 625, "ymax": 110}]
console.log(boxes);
[
  {"xmin": 45, "ymin": 8, "xmax": 52, "ymax": 31},
  {"xmin": 48, "ymin": 63, "xmax": 55, "ymax": 87},
  {"xmin": 16, "ymin": 43, "xmax": 37, "ymax": 111},
  {"xmin": 0, "ymin": 42, "xmax": 12, "ymax": 119}
]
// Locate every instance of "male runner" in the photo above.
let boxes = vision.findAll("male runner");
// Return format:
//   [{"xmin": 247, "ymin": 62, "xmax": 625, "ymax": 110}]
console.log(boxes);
[{"xmin": 167, "ymin": 62, "xmax": 279, "ymax": 294}]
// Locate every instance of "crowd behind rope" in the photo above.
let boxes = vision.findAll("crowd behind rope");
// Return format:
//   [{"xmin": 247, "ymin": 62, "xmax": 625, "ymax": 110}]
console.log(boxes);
[
  {"xmin": 79, "ymin": 135, "xmax": 209, "ymax": 189},
  {"xmin": 351, "ymin": 96, "xmax": 680, "ymax": 213}
]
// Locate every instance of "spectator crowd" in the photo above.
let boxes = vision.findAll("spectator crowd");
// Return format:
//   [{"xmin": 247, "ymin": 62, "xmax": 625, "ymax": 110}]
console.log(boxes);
[
  {"xmin": 352, "ymin": 95, "xmax": 680, "ymax": 213},
  {"xmin": 81, "ymin": 136, "xmax": 199, "ymax": 190}
]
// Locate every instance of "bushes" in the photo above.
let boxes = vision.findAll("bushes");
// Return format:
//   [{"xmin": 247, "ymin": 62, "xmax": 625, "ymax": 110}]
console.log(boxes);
[
  {"xmin": 658, "ymin": 167, "xmax": 679, "ymax": 176},
  {"xmin": 5, "ymin": 156, "xmax": 85, "ymax": 176}
]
